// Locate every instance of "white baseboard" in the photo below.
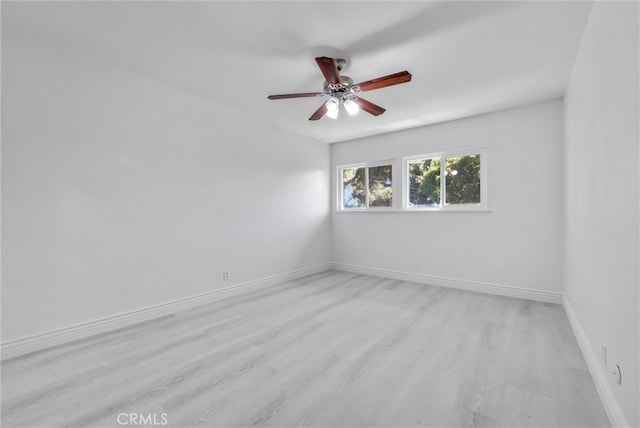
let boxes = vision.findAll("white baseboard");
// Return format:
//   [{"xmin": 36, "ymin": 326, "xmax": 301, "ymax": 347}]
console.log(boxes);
[
  {"xmin": 0, "ymin": 263, "xmax": 332, "ymax": 361},
  {"xmin": 331, "ymin": 263, "xmax": 563, "ymax": 304},
  {"xmin": 563, "ymin": 296, "xmax": 629, "ymax": 428}
]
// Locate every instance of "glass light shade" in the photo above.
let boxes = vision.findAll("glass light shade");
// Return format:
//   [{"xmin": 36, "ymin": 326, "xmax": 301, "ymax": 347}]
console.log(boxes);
[
  {"xmin": 326, "ymin": 97, "xmax": 339, "ymax": 111},
  {"xmin": 326, "ymin": 108, "xmax": 339, "ymax": 119},
  {"xmin": 325, "ymin": 97, "xmax": 339, "ymax": 119},
  {"xmin": 344, "ymin": 98, "xmax": 359, "ymax": 115}
]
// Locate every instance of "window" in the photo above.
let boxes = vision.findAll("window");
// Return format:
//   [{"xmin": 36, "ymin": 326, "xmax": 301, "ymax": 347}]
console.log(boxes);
[
  {"xmin": 337, "ymin": 148, "xmax": 487, "ymax": 212},
  {"xmin": 342, "ymin": 166, "xmax": 365, "ymax": 209},
  {"xmin": 340, "ymin": 162, "xmax": 393, "ymax": 210},
  {"xmin": 405, "ymin": 149, "xmax": 486, "ymax": 210}
]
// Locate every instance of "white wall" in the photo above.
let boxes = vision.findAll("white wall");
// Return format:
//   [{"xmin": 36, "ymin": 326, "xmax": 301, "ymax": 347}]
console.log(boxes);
[
  {"xmin": 564, "ymin": 2, "xmax": 639, "ymax": 426},
  {"xmin": 331, "ymin": 100, "xmax": 564, "ymax": 300},
  {"xmin": 1, "ymin": 34, "xmax": 331, "ymax": 346}
]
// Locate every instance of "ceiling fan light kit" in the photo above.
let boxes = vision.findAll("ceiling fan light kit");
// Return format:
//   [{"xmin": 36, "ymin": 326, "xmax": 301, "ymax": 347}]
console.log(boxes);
[{"xmin": 267, "ymin": 56, "xmax": 412, "ymax": 121}]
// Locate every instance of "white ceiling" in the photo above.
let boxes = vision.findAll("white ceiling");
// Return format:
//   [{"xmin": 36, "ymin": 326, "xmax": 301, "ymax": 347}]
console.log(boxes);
[{"xmin": 3, "ymin": 1, "xmax": 592, "ymax": 143}]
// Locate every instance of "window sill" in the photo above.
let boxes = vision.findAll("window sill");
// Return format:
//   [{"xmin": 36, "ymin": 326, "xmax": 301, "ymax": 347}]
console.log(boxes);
[{"xmin": 336, "ymin": 209, "xmax": 491, "ymax": 214}]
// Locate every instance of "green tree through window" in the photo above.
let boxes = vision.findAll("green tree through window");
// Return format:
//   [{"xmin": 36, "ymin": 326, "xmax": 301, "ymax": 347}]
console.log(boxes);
[
  {"xmin": 342, "ymin": 167, "xmax": 365, "ymax": 208},
  {"xmin": 407, "ymin": 153, "xmax": 481, "ymax": 208},
  {"xmin": 445, "ymin": 155, "xmax": 481, "ymax": 205},
  {"xmin": 408, "ymin": 157, "xmax": 441, "ymax": 207},
  {"xmin": 368, "ymin": 165, "xmax": 392, "ymax": 207}
]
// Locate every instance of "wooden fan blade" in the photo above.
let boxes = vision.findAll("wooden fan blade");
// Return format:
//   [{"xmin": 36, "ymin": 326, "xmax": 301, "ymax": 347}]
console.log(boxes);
[
  {"xmin": 315, "ymin": 57, "xmax": 341, "ymax": 85},
  {"xmin": 351, "ymin": 97, "xmax": 386, "ymax": 116},
  {"xmin": 268, "ymin": 92, "xmax": 323, "ymax": 100},
  {"xmin": 309, "ymin": 102, "xmax": 328, "ymax": 121},
  {"xmin": 354, "ymin": 71, "xmax": 412, "ymax": 92}
]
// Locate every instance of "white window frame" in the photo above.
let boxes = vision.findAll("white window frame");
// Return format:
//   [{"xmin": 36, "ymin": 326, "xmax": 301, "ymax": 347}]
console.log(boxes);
[
  {"xmin": 402, "ymin": 147, "xmax": 488, "ymax": 212},
  {"xmin": 338, "ymin": 160, "xmax": 395, "ymax": 211}
]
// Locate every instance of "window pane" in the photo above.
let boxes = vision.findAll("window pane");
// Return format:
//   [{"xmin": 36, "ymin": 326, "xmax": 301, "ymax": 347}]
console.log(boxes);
[
  {"xmin": 368, "ymin": 165, "xmax": 392, "ymax": 207},
  {"xmin": 408, "ymin": 158, "xmax": 441, "ymax": 208},
  {"xmin": 445, "ymin": 154, "xmax": 481, "ymax": 205},
  {"xmin": 342, "ymin": 167, "xmax": 365, "ymax": 208}
]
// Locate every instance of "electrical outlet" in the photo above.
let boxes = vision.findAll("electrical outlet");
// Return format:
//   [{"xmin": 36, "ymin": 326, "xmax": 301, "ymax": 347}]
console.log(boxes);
[
  {"xmin": 222, "ymin": 271, "xmax": 230, "ymax": 281},
  {"xmin": 602, "ymin": 343, "xmax": 607, "ymax": 365}
]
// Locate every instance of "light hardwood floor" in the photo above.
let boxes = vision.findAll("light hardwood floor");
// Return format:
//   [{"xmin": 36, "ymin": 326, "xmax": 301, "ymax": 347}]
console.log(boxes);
[{"xmin": 2, "ymin": 271, "xmax": 609, "ymax": 427}]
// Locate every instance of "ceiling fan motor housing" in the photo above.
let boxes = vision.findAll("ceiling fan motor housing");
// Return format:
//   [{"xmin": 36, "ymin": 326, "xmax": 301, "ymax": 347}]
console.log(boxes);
[{"xmin": 324, "ymin": 75, "xmax": 355, "ymax": 98}]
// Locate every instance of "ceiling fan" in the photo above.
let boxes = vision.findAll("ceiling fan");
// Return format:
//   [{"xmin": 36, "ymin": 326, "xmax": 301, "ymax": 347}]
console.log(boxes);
[{"xmin": 267, "ymin": 57, "xmax": 412, "ymax": 121}]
